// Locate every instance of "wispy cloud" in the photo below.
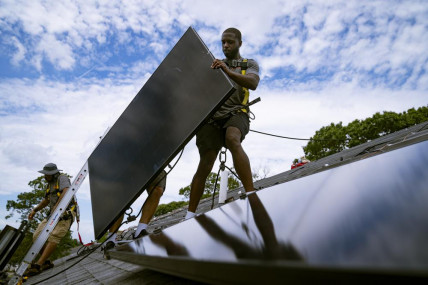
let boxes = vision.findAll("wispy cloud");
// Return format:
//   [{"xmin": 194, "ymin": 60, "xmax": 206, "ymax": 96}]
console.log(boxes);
[{"xmin": 1, "ymin": 1, "xmax": 426, "ymax": 89}]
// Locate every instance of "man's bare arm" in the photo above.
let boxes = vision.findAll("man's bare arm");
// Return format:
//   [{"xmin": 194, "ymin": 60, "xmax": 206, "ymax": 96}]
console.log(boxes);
[
  {"xmin": 211, "ymin": 59, "xmax": 260, "ymax": 90},
  {"xmin": 28, "ymin": 198, "xmax": 49, "ymax": 220}
]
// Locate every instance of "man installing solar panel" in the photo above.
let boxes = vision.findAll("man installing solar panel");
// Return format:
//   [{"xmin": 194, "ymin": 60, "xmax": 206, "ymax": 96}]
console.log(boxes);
[{"xmin": 184, "ymin": 27, "xmax": 260, "ymax": 219}]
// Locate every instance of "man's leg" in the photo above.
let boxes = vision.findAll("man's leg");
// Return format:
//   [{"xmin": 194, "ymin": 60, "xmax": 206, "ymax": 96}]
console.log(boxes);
[
  {"xmin": 24, "ymin": 240, "xmax": 56, "ymax": 276},
  {"xmin": 133, "ymin": 186, "xmax": 163, "ymax": 238},
  {"xmin": 225, "ymin": 126, "xmax": 254, "ymax": 192},
  {"xmin": 34, "ymin": 218, "xmax": 71, "ymax": 267},
  {"xmin": 188, "ymin": 150, "xmax": 218, "ymax": 213},
  {"xmin": 140, "ymin": 186, "xmax": 163, "ymax": 224},
  {"xmin": 35, "ymin": 243, "xmax": 47, "ymax": 260},
  {"xmin": 36, "ymin": 242, "xmax": 57, "ymax": 266},
  {"xmin": 106, "ymin": 214, "xmax": 124, "ymax": 244},
  {"xmin": 109, "ymin": 214, "xmax": 124, "ymax": 233}
]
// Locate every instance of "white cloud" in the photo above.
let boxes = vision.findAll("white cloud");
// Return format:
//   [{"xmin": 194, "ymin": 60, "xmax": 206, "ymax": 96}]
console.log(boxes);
[
  {"xmin": 10, "ymin": 37, "xmax": 26, "ymax": 66},
  {"xmin": 37, "ymin": 34, "xmax": 76, "ymax": 70},
  {"xmin": 1, "ymin": 0, "xmax": 426, "ymax": 89},
  {"xmin": 2, "ymin": 141, "xmax": 53, "ymax": 168}
]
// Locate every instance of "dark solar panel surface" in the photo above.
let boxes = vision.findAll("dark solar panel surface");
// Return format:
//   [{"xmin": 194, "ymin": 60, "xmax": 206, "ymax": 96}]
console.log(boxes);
[
  {"xmin": 88, "ymin": 27, "xmax": 235, "ymax": 239},
  {"xmin": 114, "ymin": 140, "xmax": 428, "ymax": 277}
]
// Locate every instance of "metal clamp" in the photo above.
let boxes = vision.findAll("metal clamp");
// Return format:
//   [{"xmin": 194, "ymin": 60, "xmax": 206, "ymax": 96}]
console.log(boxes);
[{"xmin": 219, "ymin": 148, "xmax": 227, "ymax": 171}]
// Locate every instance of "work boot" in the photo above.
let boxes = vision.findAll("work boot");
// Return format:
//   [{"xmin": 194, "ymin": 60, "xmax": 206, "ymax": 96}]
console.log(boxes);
[
  {"xmin": 41, "ymin": 260, "xmax": 54, "ymax": 271},
  {"xmin": 104, "ymin": 241, "xmax": 115, "ymax": 251},
  {"xmin": 23, "ymin": 263, "xmax": 41, "ymax": 277},
  {"xmin": 102, "ymin": 241, "xmax": 115, "ymax": 260}
]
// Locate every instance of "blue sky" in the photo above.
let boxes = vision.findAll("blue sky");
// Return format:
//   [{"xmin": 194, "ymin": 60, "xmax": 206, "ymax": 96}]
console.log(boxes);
[{"xmin": 1, "ymin": 0, "xmax": 427, "ymax": 243}]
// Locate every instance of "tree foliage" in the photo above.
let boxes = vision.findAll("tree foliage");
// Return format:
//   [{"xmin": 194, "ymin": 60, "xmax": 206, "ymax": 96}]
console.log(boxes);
[
  {"xmin": 6, "ymin": 176, "xmax": 48, "ymax": 229},
  {"xmin": 154, "ymin": 170, "xmax": 243, "ymax": 217},
  {"xmin": 304, "ymin": 106, "xmax": 428, "ymax": 160},
  {"xmin": 154, "ymin": 201, "xmax": 188, "ymax": 217},
  {"xmin": 178, "ymin": 171, "xmax": 241, "ymax": 200},
  {"xmin": 5, "ymin": 175, "xmax": 79, "ymax": 265}
]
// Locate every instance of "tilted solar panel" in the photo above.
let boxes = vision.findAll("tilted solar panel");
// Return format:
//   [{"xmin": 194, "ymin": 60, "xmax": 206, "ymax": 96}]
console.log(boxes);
[{"xmin": 88, "ymin": 27, "xmax": 235, "ymax": 239}]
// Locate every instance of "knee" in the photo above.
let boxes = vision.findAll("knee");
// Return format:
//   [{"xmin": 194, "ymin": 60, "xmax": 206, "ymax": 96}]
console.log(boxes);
[
  {"xmin": 198, "ymin": 151, "xmax": 217, "ymax": 172},
  {"xmin": 225, "ymin": 133, "xmax": 241, "ymax": 151},
  {"xmin": 152, "ymin": 186, "xmax": 164, "ymax": 198}
]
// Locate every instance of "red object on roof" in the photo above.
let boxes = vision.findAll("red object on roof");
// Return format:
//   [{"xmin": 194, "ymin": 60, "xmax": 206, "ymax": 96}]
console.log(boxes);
[{"xmin": 291, "ymin": 162, "xmax": 307, "ymax": 169}]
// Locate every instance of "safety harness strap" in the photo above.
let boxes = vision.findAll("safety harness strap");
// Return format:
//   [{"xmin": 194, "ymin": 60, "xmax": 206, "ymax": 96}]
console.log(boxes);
[
  {"xmin": 46, "ymin": 174, "xmax": 78, "ymax": 217},
  {"xmin": 46, "ymin": 174, "xmax": 66, "ymax": 196},
  {"xmin": 240, "ymin": 59, "xmax": 250, "ymax": 113}
]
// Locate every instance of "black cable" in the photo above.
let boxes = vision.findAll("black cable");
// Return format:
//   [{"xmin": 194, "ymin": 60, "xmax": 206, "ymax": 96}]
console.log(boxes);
[
  {"xmin": 210, "ymin": 167, "xmax": 222, "ymax": 210},
  {"xmin": 167, "ymin": 147, "xmax": 185, "ymax": 175},
  {"xmin": 76, "ymin": 241, "xmax": 96, "ymax": 256},
  {"xmin": 250, "ymin": 129, "xmax": 312, "ymax": 141},
  {"xmin": 250, "ymin": 129, "xmax": 350, "ymax": 142},
  {"xmin": 210, "ymin": 152, "xmax": 244, "ymax": 210},
  {"xmin": 224, "ymin": 165, "xmax": 240, "ymax": 181}
]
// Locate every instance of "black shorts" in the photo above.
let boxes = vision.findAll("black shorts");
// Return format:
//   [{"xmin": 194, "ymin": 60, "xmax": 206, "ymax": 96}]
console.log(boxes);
[
  {"xmin": 146, "ymin": 170, "xmax": 167, "ymax": 194},
  {"xmin": 196, "ymin": 112, "xmax": 250, "ymax": 155}
]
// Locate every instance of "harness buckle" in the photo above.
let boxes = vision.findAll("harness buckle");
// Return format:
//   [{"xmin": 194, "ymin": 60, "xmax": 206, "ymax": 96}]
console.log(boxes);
[{"xmin": 230, "ymin": 60, "xmax": 248, "ymax": 69}]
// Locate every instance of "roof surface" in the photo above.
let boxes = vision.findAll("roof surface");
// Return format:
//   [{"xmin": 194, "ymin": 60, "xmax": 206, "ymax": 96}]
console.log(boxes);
[{"xmin": 24, "ymin": 250, "xmax": 204, "ymax": 284}]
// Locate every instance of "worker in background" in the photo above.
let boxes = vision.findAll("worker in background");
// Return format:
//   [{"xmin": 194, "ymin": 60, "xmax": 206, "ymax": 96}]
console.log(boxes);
[{"xmin": 25, "ymin": 163, "xmax": 77, "ymax": 277}]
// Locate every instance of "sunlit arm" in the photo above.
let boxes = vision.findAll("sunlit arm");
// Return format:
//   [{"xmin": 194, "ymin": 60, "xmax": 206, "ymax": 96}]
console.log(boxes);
[
  {"xmin": 211, "ymin": 59, "xmax": 260, "ymax": 90},
  {"xmin": 28, "ymin": 198, "xmax": 49, "ymax": 220},
  {"xmin": 226, "ymin": 70, "xmax": 259, "ymax": 90}
]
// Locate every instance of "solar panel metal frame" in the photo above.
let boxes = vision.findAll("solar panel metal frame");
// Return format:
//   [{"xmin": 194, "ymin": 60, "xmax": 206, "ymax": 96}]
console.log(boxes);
[
  {"xmin": 0, "ymin": 225, "xmax": 24, "ymax": 271},
  {"xmin": 88, "ymin": 27, "xmax": 236, "ymax": 239}
]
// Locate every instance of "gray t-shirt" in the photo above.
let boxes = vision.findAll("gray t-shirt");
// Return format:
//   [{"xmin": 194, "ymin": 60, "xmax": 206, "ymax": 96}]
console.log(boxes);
[{"xmin": 212, "ymin": 58, "xmax": 260, "ymax": 120}]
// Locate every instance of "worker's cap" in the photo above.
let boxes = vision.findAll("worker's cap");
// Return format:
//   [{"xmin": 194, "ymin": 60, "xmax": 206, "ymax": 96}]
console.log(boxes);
[{"xmin": 38, "ymin": 163, "xmax": 62, "ymax": 175}]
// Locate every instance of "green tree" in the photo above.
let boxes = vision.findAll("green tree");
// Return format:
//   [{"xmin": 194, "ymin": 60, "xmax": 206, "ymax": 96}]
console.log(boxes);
[
  {"xmin": 6, "ymin": 175, "xmax": 79, "ymax": 265},
  {"xmin": 303, "ymin": 106, "xmax": 428, "ymax": 160},
  {"xmin": 304, "ymin": 122, "xmax": 347, "ymax": 160},
  {"xmin": 179, "ymin": 171, "xmax": 241, "ymax": 200},
  {"xmin": 154, "ymin": 201, "xmax": 188, "ymax": 217},
  {"xmin": 6, "ymin": 176, "xmax": 48, "ymax": 228}
]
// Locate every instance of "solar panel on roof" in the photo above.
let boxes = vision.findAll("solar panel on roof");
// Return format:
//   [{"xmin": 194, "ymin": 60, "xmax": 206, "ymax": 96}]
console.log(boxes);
[
  {"xmin": 111, "ymin": 140, "xmax": 428, "ymax": 283},
  {"xmin": 88, "ymin": 27, "xmax": 235, "ymax": 239}
]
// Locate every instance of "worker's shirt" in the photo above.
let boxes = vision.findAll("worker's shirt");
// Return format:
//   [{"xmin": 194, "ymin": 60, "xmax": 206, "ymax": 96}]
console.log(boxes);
[
  {"xmin": 212, "ymin": 57, "xmax": 260, "ymax": 120},
  {"xmin": 45, "ymin": 174, "xmax": 71, "ymax": 212}
]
